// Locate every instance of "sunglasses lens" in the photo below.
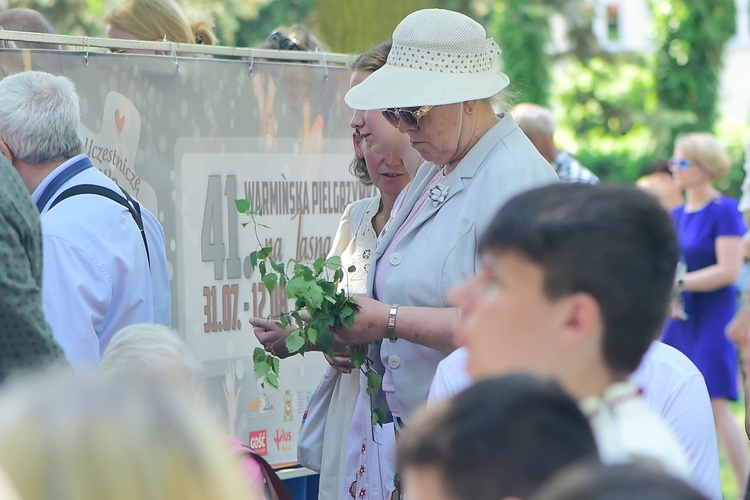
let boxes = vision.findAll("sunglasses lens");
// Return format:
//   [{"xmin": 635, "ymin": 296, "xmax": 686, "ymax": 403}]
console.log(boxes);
[
  {"xmin": 382, "ymin": 109, "xmax": 400, "ymax": 128},
  {"xmin": 399, "ymin": 110, "xmax": 419, "ymax": 129}
]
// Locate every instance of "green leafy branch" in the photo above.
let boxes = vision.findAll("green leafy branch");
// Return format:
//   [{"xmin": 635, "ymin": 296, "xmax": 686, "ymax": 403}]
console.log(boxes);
[{"xmin": 236, "ymin": 198, "xmax": 385, "ymax": 425}]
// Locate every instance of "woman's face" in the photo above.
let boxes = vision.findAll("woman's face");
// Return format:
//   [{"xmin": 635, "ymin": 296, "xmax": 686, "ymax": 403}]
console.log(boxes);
[
  {"xmin": 395, "ymin": 102, "xmax": 463, "ymax": 166},
  {"xmin": 365, "ymin": 142, "xmax": 410, "ymax": 199},
  {"xmin": 349, "ymin": 69, "xmax": 410, "ymax": 156},
  {"xmin": 671, "ymin": 144, "xmax": 711, "ymax": 190},
  {"xmin": 352, "ymin": 134, "xmax": 409, "ymax": 199}
]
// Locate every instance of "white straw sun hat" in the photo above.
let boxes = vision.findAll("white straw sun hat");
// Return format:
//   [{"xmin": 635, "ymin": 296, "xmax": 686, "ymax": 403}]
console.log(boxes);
[{"xmin": 344, "ymin": 8, "xmax": 510, "ymax": 110}]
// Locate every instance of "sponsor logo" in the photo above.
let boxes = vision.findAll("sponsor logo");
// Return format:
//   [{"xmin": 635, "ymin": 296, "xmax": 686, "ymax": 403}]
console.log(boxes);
[
  {"xmin": 283, "ymin": 389, "xmax": 293, "ymax": 422},
  {"xmin": 248, "ymin": 430, "xmax": 268, "ymax": 456},
  {"xmin": 274, "ymin": 428, "xmax": 293, "ymax": 452}
]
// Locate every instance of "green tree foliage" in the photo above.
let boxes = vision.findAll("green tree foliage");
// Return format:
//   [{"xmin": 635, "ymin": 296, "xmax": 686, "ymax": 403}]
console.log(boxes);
[
  {"xmin": 314, "ymin": 0, "xmax": 436, "ymax": 54},
  {"xmin": 490, "ymin": 0, "xmax": 552, "ymax": 106},
  {"xmin": 233, "ymin": 0, "xmax": 316, "ymax": 48},
  {"xmin": 651, "ymin": 0, "xmax": 736, "ymax": 137}
]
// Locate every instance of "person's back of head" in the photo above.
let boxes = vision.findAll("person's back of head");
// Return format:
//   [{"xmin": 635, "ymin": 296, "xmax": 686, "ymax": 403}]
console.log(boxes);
[
  {"xmin": 0, "ymin": 70, "xmax": 82, "ymax": 165},
  {"xmin": 0, "ymin": 8, "xmax": 59, "ymax": 50},
  {"xmin": 530, "ymin": 463, "xmax": 708, "ymax": 500},
  {"xmin": 510, "ymin": 102, "xmax": 557, "ymax": 162},
  {"xmin": 104, "ymin": 0, "xmax": 217, "ymax": 46},
  {"xmin": 511, "ymin": 102, "xmax": 556, "ymax": 138},
  {"xmin": 100, "ymin": 323, "xmax": 204, "ymax": 395},
  {"xmin": 0, "ymin": 371, "xmax": 253, "ymax": 500},
  {"xmin": 398, "ymin": 374, "xmax": 599, "ymax": 500},
  {"xmin": 478, "ymin": 183, "xmax": 678, "ymax": 378}
]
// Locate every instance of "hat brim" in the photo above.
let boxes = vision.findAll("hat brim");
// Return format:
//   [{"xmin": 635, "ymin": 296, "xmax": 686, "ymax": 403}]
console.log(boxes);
[{"xmin": 345, "ymin": 64, "xmax": 510, "ymax": 110}]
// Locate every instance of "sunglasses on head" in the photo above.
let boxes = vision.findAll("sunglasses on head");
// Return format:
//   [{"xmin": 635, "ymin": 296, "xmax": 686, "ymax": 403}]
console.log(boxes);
[
  {"xmin": 267, "ymin": 31, "xmax": 300, "ymax": 51},
  {"xmin": 381, "ymin": 105, "xmax": 433, "ymax": 129}
]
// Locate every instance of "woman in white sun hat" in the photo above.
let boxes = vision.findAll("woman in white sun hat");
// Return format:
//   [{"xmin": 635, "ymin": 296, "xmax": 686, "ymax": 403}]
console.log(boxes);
[{"xmin": 338, "ymin": 9, "xmax": 558, "ymax": 499}]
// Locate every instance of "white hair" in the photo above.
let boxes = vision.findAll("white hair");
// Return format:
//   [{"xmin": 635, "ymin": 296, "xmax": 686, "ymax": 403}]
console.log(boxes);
[
  {"xmin": 100, "ymin": 323, "xmax": 205, "ymax": 394},
  {"xmin": 0, "ymin": 71, "xmax": 83, "ymax": 164},
  {"xmin": 511, "ymin": 102, "xmax": 557, "ymax": 137}
]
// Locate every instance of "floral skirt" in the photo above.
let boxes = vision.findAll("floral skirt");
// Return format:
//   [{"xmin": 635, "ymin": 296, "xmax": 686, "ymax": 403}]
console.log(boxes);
[{"xmin": 341, "ymin": 372, "xmax": 397, "ymax": 500}]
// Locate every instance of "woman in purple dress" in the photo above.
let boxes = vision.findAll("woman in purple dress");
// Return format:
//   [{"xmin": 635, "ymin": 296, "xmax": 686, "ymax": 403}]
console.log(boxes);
[{"xmin": 662, "ymin": 132, "xmax": 748, "ymax": 494}]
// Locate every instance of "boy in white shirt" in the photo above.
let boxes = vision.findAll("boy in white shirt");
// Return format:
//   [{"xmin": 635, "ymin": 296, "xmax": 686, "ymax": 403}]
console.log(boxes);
[{"xmin": 449, "ymin": 183, "xmax": 692, "ymax": 482}]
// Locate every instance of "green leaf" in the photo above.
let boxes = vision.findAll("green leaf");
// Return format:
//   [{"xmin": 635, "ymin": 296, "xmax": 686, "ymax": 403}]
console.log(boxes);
[
  {"xmin": 249, "ymin": 251, "xmax": 258, "ymax": 272},
  {"xmin": 342, "ymin": 310, "xmax": 356, "ymax": 330},
  {"xmin": 258, "ymin": 261, "xmax": 266, "ymax": 277},
  {"xmin": 253, "ymin": 347, "xmax": 266, "ymax": 363},
  {"xmin": 262, "ymin": 273, "xmax": 278, "ymax": 295},
  {"xmin": 347, "ymin": 265, "xmax": 356, "ymax": 273},
  {"xmin": 258, "ymin": 247, "xmax": 272, "ymax": 260},
  {"xmin": 313, "ymin": 257, "xmax": 326, "ymax": 275},
  {"xmin": 276, "ymin": 315, "xmax": 289, "ymax": 328},
  {"xmin": 372, "ymin": 407, "xmax": 386, "ymax": 427},
  {"xmin": 271, "ymin": 356, "xmax": 280, "ymax": 374},
  {"xmin": 366, "ymin": 371, "xmax": 382, "ymax": 396},
  {"xmin": 306, "ymin": 326, "xmax": 318, "ymax": 344},
  {"xmin": 254, "ymin": 359, "xmax": 269, "ymax": 380},
  {"xmin": 349, "ymin": 349, "xmax": 367, "ymax": 369},
  {"xmin": 266, "ymin": 371, "xmax": 279, "ymax": 389},
  {"xmin": 271, "ymin": 260, "xmax": 285, "ymax": 274},
  {"xmin": 235, "ymin": 198, "xmax": 250, "ymax": 213},
  {"xmin": 325, "ymin": 256, "xmax": 342, "ymax": 270},
  {"xmin": 285, "ymin": 331, "xmax": 306, "ymax": 353}
]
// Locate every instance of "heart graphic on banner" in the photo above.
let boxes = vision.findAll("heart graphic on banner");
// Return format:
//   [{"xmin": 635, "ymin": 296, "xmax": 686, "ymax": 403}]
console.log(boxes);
[{"xmin": 115, "ymin": 109, "xmax": 126, "ymax": 134}]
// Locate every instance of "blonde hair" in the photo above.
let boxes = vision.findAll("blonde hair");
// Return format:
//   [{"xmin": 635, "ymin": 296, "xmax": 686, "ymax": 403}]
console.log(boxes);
[
  {"xmin": 104, "ymin": 0, "xmax": 217, "ymax": 45},
  {"xmin": 0, "ymin": 372, "xmax": 254, "ymax": 500},
  {"xmin": 675, "ymin": 132, "xmax": 732, "ymax": 181}
]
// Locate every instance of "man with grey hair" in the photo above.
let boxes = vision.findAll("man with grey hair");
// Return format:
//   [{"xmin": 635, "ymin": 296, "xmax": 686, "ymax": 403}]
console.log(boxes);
[
  {"xmin": 511, "ymin": 102, "xmax": 599, "ymax": 184},
  {"xmin": 0, "ymin": 71, "xmax": 170, "ymax": 371}
]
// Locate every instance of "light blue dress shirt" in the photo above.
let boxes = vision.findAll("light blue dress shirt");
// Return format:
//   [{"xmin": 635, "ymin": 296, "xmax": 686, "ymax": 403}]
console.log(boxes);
[{"xmin": 33, "ymin": 154, "xmax": 170, "ymax": 370}]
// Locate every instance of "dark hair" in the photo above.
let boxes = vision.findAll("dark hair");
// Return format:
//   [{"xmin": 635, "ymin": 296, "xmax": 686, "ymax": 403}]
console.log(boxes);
[
  {"xmin": 644, "ymin": 159, "xmax": 672, "ymax": 176},
  {"xmin": 398, "ymin": 374, "xmax": 599, "ymax": 500},
  {"xmin": 478, "ymin": 183, "xmax": 678, "ymax": 376},
  {"xmin": 530, "ymin": 463, "xmax": 707, "ymax": 500}
]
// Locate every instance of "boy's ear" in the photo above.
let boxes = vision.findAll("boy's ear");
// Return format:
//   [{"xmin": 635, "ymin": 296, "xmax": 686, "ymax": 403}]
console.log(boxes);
[{"xmin": 557, "ymin": 292, "xmax": 601, "ymax": 348}]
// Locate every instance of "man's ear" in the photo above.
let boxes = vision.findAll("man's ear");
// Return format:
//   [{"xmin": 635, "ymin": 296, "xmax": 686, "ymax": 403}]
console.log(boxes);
[{"xmin": 557, "ymin": 292, "xmax": 601, "ymax": 348}]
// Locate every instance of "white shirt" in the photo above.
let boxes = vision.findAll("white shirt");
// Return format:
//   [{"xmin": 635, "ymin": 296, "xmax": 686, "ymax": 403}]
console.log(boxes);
[
  {"xmin": 428, "ymin": 342, "xmax": 721, "ymax": 500},
  {"xmin": 34, "ymin": 154, "xmax": 171, "ymax": 370}
]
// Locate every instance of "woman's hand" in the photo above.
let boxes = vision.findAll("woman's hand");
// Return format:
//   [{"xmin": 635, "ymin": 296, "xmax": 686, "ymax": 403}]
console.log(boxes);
[
  {"xmin": 324, "ymin": 353, "xmax": 355, "ymax": 374},
  {"xmin": 249, "ymin": 317, "xmax": 295, "ymax": 358}
]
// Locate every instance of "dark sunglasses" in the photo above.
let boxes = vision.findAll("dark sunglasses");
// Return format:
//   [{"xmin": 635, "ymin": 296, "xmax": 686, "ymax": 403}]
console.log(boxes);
[
  {"xmin": 382, "ymin": 105, "xmax": 433, "ymax": 129},
  {"xmin": 267, "ymin": 31, "xmax": 301, "ymax": 51}
]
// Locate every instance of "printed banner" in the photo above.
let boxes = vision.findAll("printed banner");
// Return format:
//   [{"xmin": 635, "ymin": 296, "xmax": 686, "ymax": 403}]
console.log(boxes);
[{"xmin": 1, "ymin": 49, "xmax": 371, "ymax": 467}]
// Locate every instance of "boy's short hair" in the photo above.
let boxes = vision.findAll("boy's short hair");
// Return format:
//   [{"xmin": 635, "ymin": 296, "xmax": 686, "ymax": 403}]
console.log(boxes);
[
  {"xmin": 478, "ymin": 183, "xmax": 678, "ymax": 376},
  {"xmin": 530, "ymin": 462, "xmax": 707, "ymax": 500},
  {"xmin": 398, "ymin": 374, "xmax": 599, "ymax": 500}
]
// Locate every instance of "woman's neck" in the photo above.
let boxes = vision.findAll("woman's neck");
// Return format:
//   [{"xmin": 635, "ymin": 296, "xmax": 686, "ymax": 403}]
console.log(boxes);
[
  {"xmin": 373, "ymin": 191, "xmax": 399, "ymax": 236},
  {"xmin": 684, "ymin": 183, "xmax": 719, "ymax": 211},
  {"xmin": 444, "ymin": 106, "xmax": 499, "ymax": 174}
]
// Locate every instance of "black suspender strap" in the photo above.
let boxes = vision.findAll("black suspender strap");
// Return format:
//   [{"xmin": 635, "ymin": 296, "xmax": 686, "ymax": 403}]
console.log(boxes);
[{"xmin": 49, "ymin": 184, "xmax": 151, "ymax": 267}]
